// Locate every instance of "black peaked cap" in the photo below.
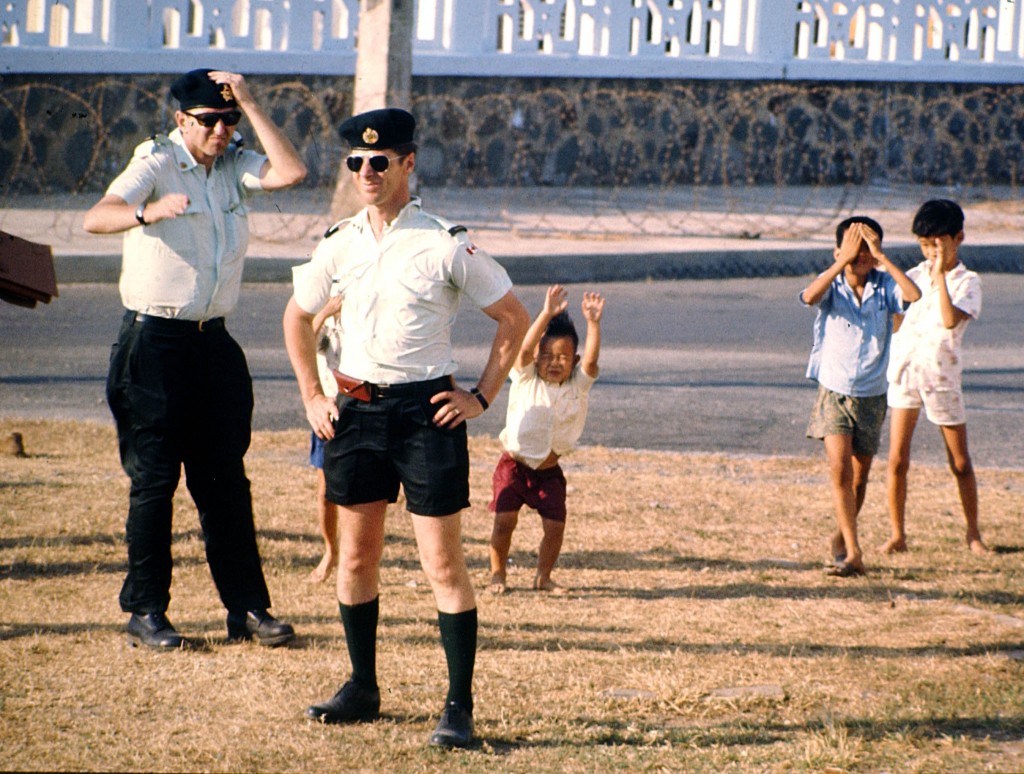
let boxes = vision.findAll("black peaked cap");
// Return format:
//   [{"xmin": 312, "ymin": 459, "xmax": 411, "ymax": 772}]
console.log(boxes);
[
  {"xmin": 339, "ymin": 108, "xmax": 416, "ymax": 150},
  {"xmin": 170, "ymin": 69, "xmax": 237, "ymax": 111}
]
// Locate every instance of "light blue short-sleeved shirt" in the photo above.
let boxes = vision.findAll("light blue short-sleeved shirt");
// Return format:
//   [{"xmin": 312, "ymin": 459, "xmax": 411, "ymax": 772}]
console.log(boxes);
[
  {"xmin": 803, "ymin": 268, "xmax": 907, "ymax": 397},
  {"xmin": 106, "ymin": 128, "xmax": 266, "ymax": 320}
]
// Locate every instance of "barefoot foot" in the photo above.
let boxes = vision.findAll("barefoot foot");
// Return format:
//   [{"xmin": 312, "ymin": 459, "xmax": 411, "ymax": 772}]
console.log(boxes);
[
  {"xmin": 968, "ymin": 537, "xmax": 990, "ymax": 556},
  {"xmin": 309, "ymin": 554, "xmax": 337, "ymax": 584},
  {"xmin": 533, "ymin": 577, "xmax": 567, "ymax": 594},
  {"xmin": 830, "ymin": 531, "xmax": 847, "ymax": 563},
  {"xmin": 880, "ymin": 536, "xmax": 907, "ymax": 555},
  {"xmin": 487, "ymin": 573, "xmax": 507, "ymax": 595}
]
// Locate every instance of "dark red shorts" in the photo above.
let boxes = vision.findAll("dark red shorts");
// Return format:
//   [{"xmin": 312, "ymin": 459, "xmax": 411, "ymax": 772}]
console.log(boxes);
[{"xmin": 489, "ymin": 451, "xmax": 567, "ymax": 522}]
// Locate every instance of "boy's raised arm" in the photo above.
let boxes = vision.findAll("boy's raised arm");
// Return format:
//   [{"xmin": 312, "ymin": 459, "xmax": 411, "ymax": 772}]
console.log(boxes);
[
  {"xmin": 862, "ymin": 226, "xmax": 921, "ymax": 303},
  {"xmin": 312, "ymin": 294, "xmax": 343, "ymax": 337},
  {"xmin": 515, "ymin": 284, "xmax": 568, "ymax": 370},
  {"xmin": 800, "ymin": 224, "xmax": 860, "ymax": 305},
  {"xmin": 930, "ymin": 235, "xmax": 970, "ymax": 328},
  {"xmin": 580, "ymin": 292, "xmax": 604, "ymax": 378}
]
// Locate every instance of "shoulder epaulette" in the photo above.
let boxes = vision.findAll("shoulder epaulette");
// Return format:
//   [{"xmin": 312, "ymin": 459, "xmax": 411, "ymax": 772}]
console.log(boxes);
[
  {"xmin": 323, "ymin": 218, "xmax": 351, "ymax": 239},
  {"xmin": 420, "ymin": 210, "xmax": 464, "ymax": 237},
  {"xmin": 132, "ymin": 133, "xmax": 171, "ymax": 159}
]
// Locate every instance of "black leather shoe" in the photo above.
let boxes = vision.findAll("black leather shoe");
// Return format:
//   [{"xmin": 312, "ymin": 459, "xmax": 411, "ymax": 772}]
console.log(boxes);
[
  {"xmin": 126, "ymin": 612, "xmax": 186, "ymax": 650},
  {"xmin": 428, "ymin": 701, "xmax": 474, "ymax": 748},
  {"xmin": 226, "ymin": 609, "xmax": 295, "ymax": 647},
  {"xmin": 305, "ymin": 680, "xmax": 381, "ymax": 724}
]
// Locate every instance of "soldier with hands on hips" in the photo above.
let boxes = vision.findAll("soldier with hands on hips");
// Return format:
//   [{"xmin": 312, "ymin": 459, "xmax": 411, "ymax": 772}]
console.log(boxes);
[{"xmin": 283, "ymin": 108, "xmax": 529, "ymax": 748}]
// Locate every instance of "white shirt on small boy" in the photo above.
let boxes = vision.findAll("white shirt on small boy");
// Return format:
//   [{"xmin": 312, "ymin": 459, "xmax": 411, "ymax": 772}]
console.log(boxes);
[{"xmin": 499, "ymin": 362, "xmax": 597, "ymax": 469}]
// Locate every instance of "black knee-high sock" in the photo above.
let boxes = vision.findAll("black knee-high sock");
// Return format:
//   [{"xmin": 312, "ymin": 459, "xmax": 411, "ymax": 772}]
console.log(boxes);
[
  {"xmin": 339, "ymin": 598, "xmax": 379, "ymax": 689},
  {"xmin": 438, "ymin": 608, "xmax": 477, "ymax": 712}
]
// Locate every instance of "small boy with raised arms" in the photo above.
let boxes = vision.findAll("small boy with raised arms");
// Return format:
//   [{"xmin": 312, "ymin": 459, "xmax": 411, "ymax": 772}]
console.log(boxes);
[
  {"xmin": 884, "ymin": 199, "xmax": 988, "ymax": 556},
  {"xmin": 801, "ymin": 216, "xmax": 920, "ymax": 577},
  {"xmin": 488, "ymin": 284, "xmax": 603, "ymax": 594}
]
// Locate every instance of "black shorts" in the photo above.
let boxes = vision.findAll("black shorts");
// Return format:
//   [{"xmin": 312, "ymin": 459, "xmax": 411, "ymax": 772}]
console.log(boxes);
[{"xmin": 322, "ymin": 376, "xmax": 470, "ymax": 516}]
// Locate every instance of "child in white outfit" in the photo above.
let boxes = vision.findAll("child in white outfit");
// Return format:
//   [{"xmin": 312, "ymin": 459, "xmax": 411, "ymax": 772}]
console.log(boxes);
[
  {"xmin": 884, "ymin": 199, "xmax": 988, "ymax": 557},
  {"xmin": 488, "ymin": 285, "xmax": 604, "ymax": 593}
]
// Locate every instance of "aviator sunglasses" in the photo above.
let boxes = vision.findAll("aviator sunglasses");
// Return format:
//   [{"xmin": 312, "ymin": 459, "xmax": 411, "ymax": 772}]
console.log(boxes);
[
  {"xmin": 185, "ymin": 110, "xmax": 242, "ymax": 128},
  {"xmin": 345, "ymin": 153, "xmax": 408, "ymax": 174}
]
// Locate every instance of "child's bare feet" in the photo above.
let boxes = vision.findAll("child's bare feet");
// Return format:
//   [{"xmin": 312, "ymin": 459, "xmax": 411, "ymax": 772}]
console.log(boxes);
[
  {"xmin": 533, "ymin": 577, "xmax": 567, "ymax": 594},
  {"xmin": 308, "ymin": 553, "xmax": 337, "ymax": 584},
  {"xmin": 880, "ymin": 536, "xmax": 907, "ymax": 554},
  {"xmin": 968, "ymin": 536, "xmax": 990, "ymax": 556},
  {"xmin": 488, "ymin": 573, "xmax": 507, "ymax": 595}
]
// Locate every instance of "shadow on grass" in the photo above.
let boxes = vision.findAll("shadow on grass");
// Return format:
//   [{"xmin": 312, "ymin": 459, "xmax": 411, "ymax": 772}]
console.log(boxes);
[
  {"xmin": 475, "ymin": 629, "xmax": 1024, "ymax": 658},
  {"xmin": 478, "ymin": 712, "xmax": 1024, "ymax": 754},
  {"xmin": 556, "ymin": 581, "xmax": 1024, "ymax": 610},
  {"xmin": 992, "ymin": 545, "xmax": 1024, "ymax": 555},
  {"xmin": 0, "ymin": 533, "xmax": 120, "ymax": 549}
]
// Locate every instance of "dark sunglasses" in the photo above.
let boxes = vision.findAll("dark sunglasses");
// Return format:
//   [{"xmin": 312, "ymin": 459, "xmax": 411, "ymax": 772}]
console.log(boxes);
[
  {"xmin": 345, "ymin": 153, "xmax": 407, "ymax": 174},
  {"xmin": 186, "ymin": 110, "xmax": 242, "ymax": 128}
]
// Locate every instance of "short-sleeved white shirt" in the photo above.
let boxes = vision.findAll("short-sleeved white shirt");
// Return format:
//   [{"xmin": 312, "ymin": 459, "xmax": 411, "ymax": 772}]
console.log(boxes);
[
  {"xmin": 887, "ymin": 261, "xmax": 981, "ymax": 391},
  {"xmin": 105, "ymin": 129, "xmax": 267, "ymax": 320},
  {"xmin": 291, "ymin": 198, "xmax": 513, "ymax": 385},
  {"xmin": 499, "ymin": 363, "xmax": 597, "ymax": 469}
]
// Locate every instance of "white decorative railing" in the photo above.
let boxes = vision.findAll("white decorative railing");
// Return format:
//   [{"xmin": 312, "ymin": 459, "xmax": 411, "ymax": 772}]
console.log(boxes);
[{"xmin": 1, "ymin": 0, "xmax": 1022, "ymax": 82}]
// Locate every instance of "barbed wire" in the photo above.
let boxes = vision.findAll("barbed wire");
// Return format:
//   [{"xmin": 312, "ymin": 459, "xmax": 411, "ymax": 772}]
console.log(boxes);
[{"xmin": 1, "ymin": 75, "xmax": 1021, "ymax": 243}]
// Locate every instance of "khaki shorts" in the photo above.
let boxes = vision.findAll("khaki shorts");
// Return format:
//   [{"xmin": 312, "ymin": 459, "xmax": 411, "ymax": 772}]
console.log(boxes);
[
  {"xmin": 887, "ymin": 372, "xmax": 966, "ymax": 426},
  {"xmin": 806, "ymin": 385, "xmax": 888, "ymax": 457}
]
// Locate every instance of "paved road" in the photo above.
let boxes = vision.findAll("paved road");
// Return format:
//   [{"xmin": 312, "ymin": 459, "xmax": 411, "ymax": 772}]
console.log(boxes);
[{"xmin": 2, "ymin": 277, "xmax": 1021, "ymax": 466}]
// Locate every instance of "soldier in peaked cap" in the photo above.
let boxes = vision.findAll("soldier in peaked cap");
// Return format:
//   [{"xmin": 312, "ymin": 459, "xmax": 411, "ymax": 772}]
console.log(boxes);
[
  {"xmin": 283, "ymin": 108, "xmax": 530, "ymax": 748},
  {"xmin": 83, "ymin": 70, "xmax": 306, "ymax": 651}
]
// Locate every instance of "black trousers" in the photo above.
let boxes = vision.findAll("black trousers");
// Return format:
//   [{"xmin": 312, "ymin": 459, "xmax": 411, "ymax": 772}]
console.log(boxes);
[{"xmin": 106, "ymin": 312, "xmax": 271, "ymax": 615}]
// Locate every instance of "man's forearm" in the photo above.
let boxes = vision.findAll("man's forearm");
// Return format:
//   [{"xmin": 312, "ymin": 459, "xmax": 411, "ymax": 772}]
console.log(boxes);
[
  {"xmin": 246, "ymin": 101, "xmax": 307, "ymax": 189},
  {"xmin": 283, "ymin": 299, "xmax": 323, "ymax": 403},
  {"xmin": 477, "ymin": 294, "xmax": 529, "ymax": 401},
  {"xmin": 476, "ymin": 323, "xmax": 522, "ymax": 402}
]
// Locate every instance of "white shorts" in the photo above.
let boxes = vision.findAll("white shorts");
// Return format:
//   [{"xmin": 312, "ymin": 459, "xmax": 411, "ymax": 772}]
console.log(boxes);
[{"xmin": 887, "ymin": 373, "xmax": 966, "ymax": 426}]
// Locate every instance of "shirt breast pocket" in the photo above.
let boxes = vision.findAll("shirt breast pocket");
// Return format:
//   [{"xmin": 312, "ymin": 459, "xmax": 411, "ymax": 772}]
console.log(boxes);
[
  {"xmin": 222, "ymin": 200, "xmax": 250, "ymax": 251},
  {"xmin": 157, "ymin": 208, "xmax": 202, "ymax": 261}
]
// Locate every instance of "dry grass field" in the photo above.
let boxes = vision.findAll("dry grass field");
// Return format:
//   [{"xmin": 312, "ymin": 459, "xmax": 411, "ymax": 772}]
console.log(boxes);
[{"xmin": 1, "ymin": 418, "xmax": 1022, "ymax": 773}]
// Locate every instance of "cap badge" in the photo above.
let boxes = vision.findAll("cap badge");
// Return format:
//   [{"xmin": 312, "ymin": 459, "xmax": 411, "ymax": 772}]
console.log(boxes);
[
  {"xmin": 220, "ymin": 84, "xmax": 234, "ymax": 102},
  {"xmin": 362, "ymin": 127, "xmax": 379, "ymax": 145}
]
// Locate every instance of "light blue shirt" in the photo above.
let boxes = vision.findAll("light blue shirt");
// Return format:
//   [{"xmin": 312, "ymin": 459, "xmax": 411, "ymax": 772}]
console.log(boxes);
[
  {"xmin": 803, "ymin": 269, "xmax": 906, "ymax": 397},
  {"xmin": 107, "ymin": 129, "xmax": 266, "ymax": 320}
]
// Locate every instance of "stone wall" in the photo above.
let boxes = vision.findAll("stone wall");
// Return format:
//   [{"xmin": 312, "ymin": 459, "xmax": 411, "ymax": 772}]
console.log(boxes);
[{"xmin": 2, "ymin": 74, "xmax": 1022, "ymax": 194}]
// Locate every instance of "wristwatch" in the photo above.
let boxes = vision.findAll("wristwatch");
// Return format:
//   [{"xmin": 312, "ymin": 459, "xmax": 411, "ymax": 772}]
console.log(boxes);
[
  {"xmin": 134, "ymin": 204, "xmax": 148, "ymax": 226},
  {"xmin": 470, "ymin": 386, "xmax": 489, "ymax": 411}
]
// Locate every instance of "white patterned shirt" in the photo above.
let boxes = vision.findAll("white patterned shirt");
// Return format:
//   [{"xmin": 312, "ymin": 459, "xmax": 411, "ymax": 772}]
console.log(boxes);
[{"xmin": 887, "ymin": 261, "xmax": 981, "ymax": 391}]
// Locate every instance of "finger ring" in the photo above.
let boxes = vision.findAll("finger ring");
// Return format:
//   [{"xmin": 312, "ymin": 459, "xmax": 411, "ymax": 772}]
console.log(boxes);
[{"xmin": 453, "ymin": 408, "xmax": 460, "ymax": 415}]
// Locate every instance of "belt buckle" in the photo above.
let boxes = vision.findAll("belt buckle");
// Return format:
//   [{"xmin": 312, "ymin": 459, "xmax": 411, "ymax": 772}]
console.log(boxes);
[{"xmin": 197, "ymin": 319, "xmax": 207, "ymax": 332}]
